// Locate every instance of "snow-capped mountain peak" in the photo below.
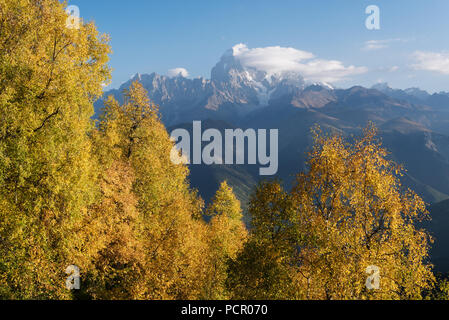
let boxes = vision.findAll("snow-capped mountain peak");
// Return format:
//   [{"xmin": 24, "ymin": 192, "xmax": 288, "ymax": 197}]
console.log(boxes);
[
  {"xmin": 210, "ymin": 46, "xmax": 309, "ymax": 106},
  {"xmin": 101, "ymin": 45, "xmax": 346, "ymax": 125}
]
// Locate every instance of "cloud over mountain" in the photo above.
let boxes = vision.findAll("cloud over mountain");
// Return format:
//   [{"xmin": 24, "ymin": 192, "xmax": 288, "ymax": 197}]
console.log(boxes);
[
  {"xmin": 168, "ymin": 67, "xmax": 189, "ymax": 78},
  {"xmin": 231, "ymin": 43, "xmax": 367, "ymax": 83}
]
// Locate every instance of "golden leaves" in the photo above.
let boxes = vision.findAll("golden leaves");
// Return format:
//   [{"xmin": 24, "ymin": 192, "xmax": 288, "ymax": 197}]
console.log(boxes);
[{"xmin": 230, "ymin": 124, "xmax": 434, "ymax": 300}]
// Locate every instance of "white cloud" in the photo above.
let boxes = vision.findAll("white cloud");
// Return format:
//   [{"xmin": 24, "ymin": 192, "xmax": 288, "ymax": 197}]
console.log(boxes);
[
  {"xmin": 389, "ymin": 66, "xmax": 399, "ymax": 72},
  {"xmin": 231, "ymin": 43, "xmax": 367, "ymax": 83},
  {"xmin": 167, "ymin": 67, "xmax": 189, "ymax": 78},
  {"xmin": 411, "ymin": 51, "xmax": 449, "ymax": 75},
  {"xmin": 363, "ymin": 40, "xmax": 388, "ymax": 51},
  {"xmin": 377, "ymin": 66, "xmax": 399, "ymax": 72},
  {"xmin": 362, "ymin": 39, "xmax": 406, "ymax": 51}
]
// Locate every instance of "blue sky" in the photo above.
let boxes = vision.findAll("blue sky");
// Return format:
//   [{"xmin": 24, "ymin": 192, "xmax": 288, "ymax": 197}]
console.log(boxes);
[{"xmin": 69, "ymin": 0, "xmax": 449, "ymax": 92}]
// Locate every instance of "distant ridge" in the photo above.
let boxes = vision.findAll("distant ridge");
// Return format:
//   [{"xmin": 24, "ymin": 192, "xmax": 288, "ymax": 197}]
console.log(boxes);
[{"xmin": 95, "ymin": 51, "xmax": 449, "ymax": 257}]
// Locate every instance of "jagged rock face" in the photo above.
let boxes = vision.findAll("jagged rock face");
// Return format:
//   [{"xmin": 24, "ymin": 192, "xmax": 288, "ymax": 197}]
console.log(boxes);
[
  {"xmin": 208, "ymin": 49, "xmax": 261, "ymax": 109},
  {"xmin": 98, "ymin": 51, "xmax": 449, "ymax": 129},
  {"xmin": 126, "ymin": 73, "xmax": 210, "ymax": 108},
  {"xmin": 99, "ymin": 47, "xmax": 310, "ymax": 125},
  {"xmin": 208, "ymin": 48, "xmax": 307, "ymax": 109}
]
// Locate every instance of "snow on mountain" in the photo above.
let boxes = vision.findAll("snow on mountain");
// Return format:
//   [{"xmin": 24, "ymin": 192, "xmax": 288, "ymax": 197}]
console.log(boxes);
[{"xmin": 96, "ymin": 45, "xmax": 367, "ymax": 125}]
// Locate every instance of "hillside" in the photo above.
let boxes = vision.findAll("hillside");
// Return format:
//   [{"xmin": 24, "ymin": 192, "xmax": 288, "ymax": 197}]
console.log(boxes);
[
  {"xmin": 425, "ymin": 199, "xmax": 449, "ymax": 272},
  {"xmin": 96, "ymin": 48, "xmax": 449, "ymax": 274}
]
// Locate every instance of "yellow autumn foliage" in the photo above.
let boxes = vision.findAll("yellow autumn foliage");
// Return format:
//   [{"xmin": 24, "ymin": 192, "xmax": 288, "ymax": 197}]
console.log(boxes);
[
  {"xmin": 0, "ymin": 0, "xmax": 439, "ymax": 301},
  {"xmin": 229, "ymin": 125, "xmax": 434, "ymax": 300}
]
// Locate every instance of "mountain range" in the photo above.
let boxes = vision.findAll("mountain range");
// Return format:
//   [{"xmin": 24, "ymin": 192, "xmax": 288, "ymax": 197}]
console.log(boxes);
[{"xmin": 95, "ymin": 48, "xmax": 449, "ymax": 272}]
